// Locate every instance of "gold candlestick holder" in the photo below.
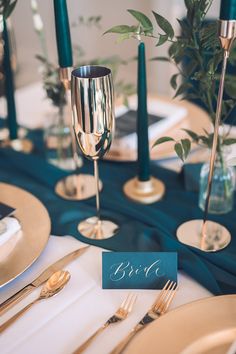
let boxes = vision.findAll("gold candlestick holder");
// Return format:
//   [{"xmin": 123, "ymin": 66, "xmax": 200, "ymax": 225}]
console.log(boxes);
[
  {"xmin": 123, "ymin": 41, "xmax": 165, "ymax": 204},
  {"xmin": 71, "ymin": 65, "xmax": 119, "ymax": 239},
  {"xmin": 123, "ymin": 176, "xmax": 165, "ymax": 204},
  {"xmin": 0, "ymin": 137, "xmax": 33, "ymax": 153},
  {"xmin": 177, "ymin": 19, "xmax": 236, "ymax": 252},
  {"xmin": 54, "ymin": 67, "xmax": 102, "ymax": 200}
]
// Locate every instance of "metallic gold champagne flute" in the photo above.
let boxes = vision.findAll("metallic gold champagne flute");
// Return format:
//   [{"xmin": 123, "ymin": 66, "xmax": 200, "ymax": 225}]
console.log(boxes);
[{"xmin": 71, "ymin": 65, "xmax": 119, "ymax": 239}]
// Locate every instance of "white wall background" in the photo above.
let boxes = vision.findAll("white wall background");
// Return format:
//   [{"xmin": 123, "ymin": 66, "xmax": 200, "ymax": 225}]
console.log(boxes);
[{"xmin": 11, "ymin": 0, "xmax": 220, "ymax": 95}]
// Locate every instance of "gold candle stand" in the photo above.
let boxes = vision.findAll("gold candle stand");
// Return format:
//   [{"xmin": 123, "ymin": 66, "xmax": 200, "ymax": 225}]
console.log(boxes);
[
  {"xmin": 123, "ymin": 177, "xmax": 165, "ymax": 204},
  {"xmin": 54, "ymin": 67, "xmax": 102, "ymax": 200},
  {"xmin": 177, "ymin": 19, "xmax": 236, "ymax": 252}
]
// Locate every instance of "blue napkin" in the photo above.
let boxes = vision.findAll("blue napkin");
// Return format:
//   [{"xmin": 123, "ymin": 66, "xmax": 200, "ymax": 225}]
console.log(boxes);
[{"xmin": 0, "ymin": 147, "xmax": 235, "ymax": 295}]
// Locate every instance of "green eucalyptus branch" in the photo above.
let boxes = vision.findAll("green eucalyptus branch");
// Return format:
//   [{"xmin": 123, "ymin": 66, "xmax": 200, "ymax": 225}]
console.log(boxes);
[
  {"xmin": 104, "ymin": 1, "xmax": 236, "ymax": 162},
  {"xmin": 153, "ymin": 136, "xmax": 191, "ymax": 162},
  {"xmin": 104, "ymin": 9, "xmax": 175, "ymax": 46}
]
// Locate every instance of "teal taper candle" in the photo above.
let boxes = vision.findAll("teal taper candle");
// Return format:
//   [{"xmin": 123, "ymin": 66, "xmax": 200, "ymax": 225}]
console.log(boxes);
[
  {"xmin": 2, "ymin": 20, "xmax": 18, "ymax": 140},
  {"xmin": 220, "ymin": 0, "xmax": 236, "ymax": 20},
  {"xmin": 53, "ymin": 0, "xmax": 73, "ymax": 68},
  {"xmin": 137, "ymin": 42, "xmax": 150, "ymax": 182}
]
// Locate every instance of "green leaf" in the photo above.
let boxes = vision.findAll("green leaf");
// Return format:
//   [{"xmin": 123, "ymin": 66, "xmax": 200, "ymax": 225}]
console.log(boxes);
[
  {"xmin": 182, "ymin": 129, "xmax": 199, "ymax": 142},
  {"xmin": 35, "ymin": 54, "xmax": 47, "ymax": 64},
  {"xmin": 127, "ymin": 9, "xmax": 153, "ymax": 32},
  {"xmin": 116, "ymin": 33, "xmax": 131, "ymax": 43},
  {"xmin": 170, "ymin": 73, "xmax": 179, "ymax": 90},
  {"xmin": 168, "ymin": 42, "xmax": 180, "ymax": 58},
  {"xmin": 150, "ymin": 56, "xmax": 170, "ymax": 62},
  {"xmin": 182, "ymin": 93, "xmax": 199, "ymax": 100},
  {"xmin": 174, "ymin": 142, "xmax": 184, "ymax": 162},
  {"xmin": 223, "ymin": 138, "xmax": 236, "ymax": 145},
  {"xmin": 181, "ymin": 138, "xmax": 191, "ymax": 159},
  {"xmin": 177, "ymin": 18, "xmax": 191, "ymax": 38},
  {"xmin": 156, "ymin": 34, "xmax": 168, "ymax": 47},
  {"xmin": 225, "ymin": 80, "xmax": 236, "ymax": 99},
  {"xmin": 174, "ymin": 82, "xmax": 192, "ymax": 98},
  {"xmin": 184, "ymin": 0, "xmax": 193, "ymax": 11},
  {"xmin": 152, "ymin": 11, "xmax": 174, "ymax": 39},
  {"xmin": 3, "ymin": 0, "xmax": 17, "ymax": 18},
  {"xmin": 152, "ymin": 136, "xmax": 175, "ymax": 148},
  {"xmin": 200, "ymin": 22, "xmax": 219, "ymax": 50},
  {"xmin": 199, "ymin": 135, "xmax": 211, "ymax": 147},
  {"xmin": 104, "ymin": 25, "xmax": 137, "ymax": 35}
]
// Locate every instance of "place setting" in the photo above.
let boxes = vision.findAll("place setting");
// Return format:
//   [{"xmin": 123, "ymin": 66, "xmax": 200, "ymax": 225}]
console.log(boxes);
[{"xmin": 0, "ymin": 0, "xmax": 236, "ymax": 353}]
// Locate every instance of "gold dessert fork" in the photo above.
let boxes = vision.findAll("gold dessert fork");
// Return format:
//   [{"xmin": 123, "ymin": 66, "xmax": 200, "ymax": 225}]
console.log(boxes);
[
  {"xmin": 110, "ymin": 280, "xmax": 178, "ymax": 354},
  {"xmin": 73, "ymin": 293, "xmax": 137, "ymax": 354}
]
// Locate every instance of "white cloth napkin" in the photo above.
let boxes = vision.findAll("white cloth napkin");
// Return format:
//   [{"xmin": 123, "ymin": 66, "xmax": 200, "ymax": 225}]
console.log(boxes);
[
  {"xmin": 0, "ymin": 217, "xmax": 21, "ymax": 247},
  {"xmin": 0, "ymin": 217, "xmax": 21, "ymax": 262},
  {"xmin": 0, "ymin": 236, "xmax": 212, "ymax": 354}
]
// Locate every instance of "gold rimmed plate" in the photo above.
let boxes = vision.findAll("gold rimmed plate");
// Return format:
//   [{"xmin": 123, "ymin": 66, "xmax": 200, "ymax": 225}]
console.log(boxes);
[
  {"xmin": 126, "ymin": 295, "xmax": 236, "ymax": 354},
  {"xmin": 0, "ymin": 183, "xmax": 51, "ymax": 287}
]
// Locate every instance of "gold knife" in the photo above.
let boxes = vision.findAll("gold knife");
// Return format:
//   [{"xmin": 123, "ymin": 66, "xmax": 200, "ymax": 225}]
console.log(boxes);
[{"xmin": 0, "ymin": 246, "xmax": 89, "ymax": 316}]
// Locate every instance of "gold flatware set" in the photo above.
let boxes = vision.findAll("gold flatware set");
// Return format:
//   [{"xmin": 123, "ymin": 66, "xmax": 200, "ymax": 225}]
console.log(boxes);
[
  {"xmin": 0, "ymin": 247, "xmax": 178, "ymax": 354},
  {"xmin": 0, "ymin": 246, "xmax": 89, "ymax": 316}
]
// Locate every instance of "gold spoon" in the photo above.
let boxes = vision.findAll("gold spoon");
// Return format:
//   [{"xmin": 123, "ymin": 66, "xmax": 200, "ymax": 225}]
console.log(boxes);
[{"xmin": 0, "ymin": 270, "xmax": 71, "ymax": 333}]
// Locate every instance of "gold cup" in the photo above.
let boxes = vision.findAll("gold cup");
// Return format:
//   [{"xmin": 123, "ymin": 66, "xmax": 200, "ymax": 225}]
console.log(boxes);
[{"xmin": 71, "ymin": 65, "xmax": 119, "ymax": 239}]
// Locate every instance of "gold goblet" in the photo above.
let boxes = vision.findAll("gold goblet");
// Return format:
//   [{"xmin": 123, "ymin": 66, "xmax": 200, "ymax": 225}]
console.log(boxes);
[{"xmin": 71, "ymin": 65, "xmax": 119, "ymax": 239}]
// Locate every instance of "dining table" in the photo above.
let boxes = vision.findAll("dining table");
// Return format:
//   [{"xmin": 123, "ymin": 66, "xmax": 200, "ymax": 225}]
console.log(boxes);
[{"xmin": 0, "ymin": 82, "xmax": 235, "ymax": 354}]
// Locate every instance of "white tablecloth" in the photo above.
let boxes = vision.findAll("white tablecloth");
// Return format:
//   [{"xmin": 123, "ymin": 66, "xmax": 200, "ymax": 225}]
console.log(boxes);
[{"xmin": 0, "ymin": 236, "xmax": 211, "ymax": 354}]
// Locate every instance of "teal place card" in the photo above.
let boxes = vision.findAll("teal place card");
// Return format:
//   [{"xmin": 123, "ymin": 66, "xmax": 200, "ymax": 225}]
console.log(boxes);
[{"xmin": 102, "ymin": 252, "xmax": 177, "ymax": 289}]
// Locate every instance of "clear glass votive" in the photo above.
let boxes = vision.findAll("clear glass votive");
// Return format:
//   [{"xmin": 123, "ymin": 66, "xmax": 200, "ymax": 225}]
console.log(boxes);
[{"xmin": 44, "ymin": 105, "xmax": 82, "ymax": 171}]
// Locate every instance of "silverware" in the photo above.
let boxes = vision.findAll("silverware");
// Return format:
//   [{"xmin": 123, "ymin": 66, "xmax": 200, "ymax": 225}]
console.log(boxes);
[
  {"xmin": 110, "ymin": 280, "xmax": 178, "ymax": 354},
  {"xmin": 73, "ymin": 293, "xmax": 137, "ymax": 354},
  {"xmin": 0, "ymin": 270, "xmax": 71, "ymax": 333},
  {"xmin": 0, "ymin": 246, "xmax": 89, "ymax": 316}
]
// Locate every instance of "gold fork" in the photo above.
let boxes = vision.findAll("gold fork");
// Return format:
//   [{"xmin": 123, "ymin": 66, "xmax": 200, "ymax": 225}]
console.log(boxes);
[
  {"xmin": 73, "ymin": 293, "xmax": 137, "ymax": 354},
  {"xmin": 110, "ymin": 280, "xmax": 178, "ymax": 354}
]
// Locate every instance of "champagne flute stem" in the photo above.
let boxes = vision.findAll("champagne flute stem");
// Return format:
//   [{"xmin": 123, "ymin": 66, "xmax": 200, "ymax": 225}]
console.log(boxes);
[{"xmin": 94, "ymin": 159, "xmax": 101, "ymax": 221}]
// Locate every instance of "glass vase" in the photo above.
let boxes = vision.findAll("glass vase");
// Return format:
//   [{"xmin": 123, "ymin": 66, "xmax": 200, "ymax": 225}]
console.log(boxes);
[
  {"xmin": 198, "ymin": 151, "xmax": 235, "ymax": 214},
  {"xmin": 44, "ymin": 103, "xmax": 80, "ymax": 170}
]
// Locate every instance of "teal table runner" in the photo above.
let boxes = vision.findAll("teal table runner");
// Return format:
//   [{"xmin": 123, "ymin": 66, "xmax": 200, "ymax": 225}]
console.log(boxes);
[{"xmin": 0, "ymin": 147, "xmax": 235, "ymax": 296}]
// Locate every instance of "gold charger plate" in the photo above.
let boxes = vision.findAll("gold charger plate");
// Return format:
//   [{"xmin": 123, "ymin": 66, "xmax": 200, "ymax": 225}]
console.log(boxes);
[
  {"xmin": 106, "ymin": 96, "xmax": 211, "ymax": 161},
  {"xmin": 126, "ymin": 295, "xmax": 236, "ymax": 354},
  {"xmin": 0, "ymin": 183, "xmax": 51, "ymax": 287}
]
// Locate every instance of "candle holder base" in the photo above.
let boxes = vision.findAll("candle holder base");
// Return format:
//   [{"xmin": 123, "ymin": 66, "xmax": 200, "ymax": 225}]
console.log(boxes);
[
  {"xmin": 55, "ymin": 174, "xmax": 102, "ymax": 201},
  {"xmin": 1, "ymin": 138, "xmax": 33, "ymax": 153},
  {"xmin": 123, "ymin": 176, "xmax": 165, "ymax": 204},
  {"xmin": 78, "ymin": 216, "xmax": 119, "ymax": 239},
  {"xmin": 176, "ymin": 219, "xmax": 231, "ymax": 252}
]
